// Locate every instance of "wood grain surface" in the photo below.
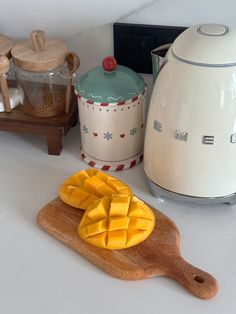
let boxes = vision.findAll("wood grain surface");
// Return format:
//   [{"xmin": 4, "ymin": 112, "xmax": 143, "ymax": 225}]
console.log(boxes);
[
  {"xmin": 37, "ymin": 197, "xmax": 218, "ymax": 300},
  {"xmin": 11, "ymin": 31, "xmax": 67, "ymax": 72},
  {"xmin": 0, "ymin": 80, "xmax": 78, "ymax": 155},
  {"xmin": 0, "ymin": 34, "xmax": 13, "ymax": 56},
  {"xmin": 0, "ymin": 56, "xmax": 11, "ymax": 112}
]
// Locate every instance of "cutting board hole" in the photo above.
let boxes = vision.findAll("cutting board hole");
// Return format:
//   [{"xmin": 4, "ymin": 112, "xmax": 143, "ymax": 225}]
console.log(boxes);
[{"xmin": 194, "ymin": 275, "xmax": 204, "ymax": 283}]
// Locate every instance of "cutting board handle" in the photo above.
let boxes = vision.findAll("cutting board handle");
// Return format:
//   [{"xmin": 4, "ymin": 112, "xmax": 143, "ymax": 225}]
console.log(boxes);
[{"xmin": 165, "ymin": 256, "xmax": 218, "ymax": 299}]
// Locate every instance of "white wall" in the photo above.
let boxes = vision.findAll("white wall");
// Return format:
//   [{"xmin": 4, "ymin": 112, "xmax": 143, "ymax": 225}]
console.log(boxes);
[
  {"xmin": 1, "ymin": 0, "xmax": 149, "ymax": 37},
  {"xmin": 120, "ymin": 0, "xmax": 236, "ymax": 28},
  {"xmin": 2, "ymin": 0, "xmax": 236, "ymax": 78}
]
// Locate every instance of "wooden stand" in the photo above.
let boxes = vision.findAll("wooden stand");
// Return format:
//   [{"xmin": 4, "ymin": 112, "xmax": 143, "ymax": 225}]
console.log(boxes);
[{"xmin": 0, "ymin": 81, "xmax": 78, "ymax": 155}]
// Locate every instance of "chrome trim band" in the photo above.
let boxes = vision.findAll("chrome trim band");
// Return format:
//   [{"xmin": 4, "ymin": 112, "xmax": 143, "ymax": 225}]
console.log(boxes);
[
  {"xmin": 147, "ymin": 179, "xmax": 236, "ymax": 205},
  {"xmin": 171, "ymin": 49, "xmax": 236, "ymax": 68}
]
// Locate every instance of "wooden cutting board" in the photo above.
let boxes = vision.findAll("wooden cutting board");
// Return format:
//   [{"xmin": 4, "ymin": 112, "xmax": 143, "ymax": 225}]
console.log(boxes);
[{"xmin": 37, "ymin": 197, "xmax": 218, "ymax": 300}]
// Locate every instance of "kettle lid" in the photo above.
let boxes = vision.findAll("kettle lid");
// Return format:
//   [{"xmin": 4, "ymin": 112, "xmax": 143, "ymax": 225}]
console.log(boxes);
[
  {"xmin": 76, "ymin": 56, "xmax": 145, "ymax": 104},
  {"xmin": 172, "ymin": 24, "xmax": 236, "ymax": 66}
]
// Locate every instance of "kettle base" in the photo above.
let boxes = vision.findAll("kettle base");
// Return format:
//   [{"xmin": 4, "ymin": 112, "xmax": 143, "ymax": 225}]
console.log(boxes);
[{"xmin": 148, "ymin": 179, "xmax": 236, "ymax": 205}]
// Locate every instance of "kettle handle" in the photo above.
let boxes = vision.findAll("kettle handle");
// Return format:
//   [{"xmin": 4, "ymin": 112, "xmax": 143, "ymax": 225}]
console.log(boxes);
[
  {"xmin": 151, "ymin": 43, "xmax": 172, "ymax": 56},
  {"xmin": 151, "ymin": 44, "xmax": 172, "ymax": 83}
]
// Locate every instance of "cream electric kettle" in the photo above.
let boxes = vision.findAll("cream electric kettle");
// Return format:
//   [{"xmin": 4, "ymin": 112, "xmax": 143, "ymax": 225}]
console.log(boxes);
[{"xmin": 144, "ymin": 23, "xmax": 236, "ymax": 204}]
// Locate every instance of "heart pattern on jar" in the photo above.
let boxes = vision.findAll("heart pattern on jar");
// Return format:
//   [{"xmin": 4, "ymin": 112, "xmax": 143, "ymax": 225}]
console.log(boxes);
[
  {"xmin": 93, "ymin": 132, "xmax": 98, "ymax": 137},
  {"xmin": 120, "ymin": 134, "xmax": 125, "ymax": 138}
]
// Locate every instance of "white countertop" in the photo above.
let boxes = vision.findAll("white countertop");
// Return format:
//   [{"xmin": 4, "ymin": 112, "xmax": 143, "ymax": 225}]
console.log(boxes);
[{"xmin": 0, "ymin": 124, "xmax": 236, "ymax": 314}]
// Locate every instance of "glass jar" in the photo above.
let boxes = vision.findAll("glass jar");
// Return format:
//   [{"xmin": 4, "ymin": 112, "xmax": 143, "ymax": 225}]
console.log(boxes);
[
  {"xmin": 14, "ymin": 65, "xmax": 69, "ymax": 117},
  {"xmin": 11, "ymin": 30, "xmax": 79, "ymax": 118}
]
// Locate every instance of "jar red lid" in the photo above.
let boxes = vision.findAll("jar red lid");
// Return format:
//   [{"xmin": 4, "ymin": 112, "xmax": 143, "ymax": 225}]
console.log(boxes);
[{"xmin": 102, "ymin": 56, "xmax": 117, "ymax": 72}]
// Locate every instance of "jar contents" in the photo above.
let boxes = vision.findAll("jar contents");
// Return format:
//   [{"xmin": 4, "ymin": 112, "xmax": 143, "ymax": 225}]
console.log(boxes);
[
  {"xmin": 15, "ymin": 66, "xmax": 67, "ymax": 118},
  {"xmin": 11, "ymin": 30, "xmax": 76, "ymax": 118}
]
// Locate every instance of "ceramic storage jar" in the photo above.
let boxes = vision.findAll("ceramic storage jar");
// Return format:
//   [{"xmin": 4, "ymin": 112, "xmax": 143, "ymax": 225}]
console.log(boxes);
[
  {"xmin": 75, "ymin": 56, "xmax": 146, "ymax": 171},
  {"xmin": 11, "ymin": 30, "xmax": 79, "ymax": 117},
  {"xmin": 0, "ymin": 34, "xmax": 14, "ymax": 112}
]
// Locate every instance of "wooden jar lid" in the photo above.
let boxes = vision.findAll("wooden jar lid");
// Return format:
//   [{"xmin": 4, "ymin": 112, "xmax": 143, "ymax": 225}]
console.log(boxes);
[
  {"xmin": 11, "ymin": 30, "xmax": 68, "ymax": 72},
  {"xmin": 0, "ymin": 35, "xmax": 14, "ymax": 57}
]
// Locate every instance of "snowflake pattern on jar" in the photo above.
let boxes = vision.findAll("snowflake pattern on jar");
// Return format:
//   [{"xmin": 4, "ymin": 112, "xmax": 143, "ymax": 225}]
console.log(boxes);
[
  {"xmin": 104, "ymin": 132, "xmax": 113, "ymax": 140},
  {"xmin": 83, "ymin": 126, "xmax": 142, "ymax": 140},
  {"xmin": 83, "ymin": 125, "xmax": 89, "ymax": 133},
  {"xmin": 129, "ymin": 127, "xmax": 137, "ymax": 136}
]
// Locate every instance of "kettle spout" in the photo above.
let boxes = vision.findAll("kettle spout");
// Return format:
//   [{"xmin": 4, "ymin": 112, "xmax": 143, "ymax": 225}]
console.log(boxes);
[{"xmin": 151, "ymin": 43, "xmax": 171, "ymax": 83}]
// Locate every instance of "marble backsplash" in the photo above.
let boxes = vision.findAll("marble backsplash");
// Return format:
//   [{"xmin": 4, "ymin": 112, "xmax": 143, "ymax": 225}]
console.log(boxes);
[{"xmin": 3, "ymin": 0, "xmax": 236, "ymax": 103}]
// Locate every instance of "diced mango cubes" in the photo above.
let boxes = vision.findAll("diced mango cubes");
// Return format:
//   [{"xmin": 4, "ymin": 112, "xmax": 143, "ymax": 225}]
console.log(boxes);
[
  {"xmin": 59, "ymin": 169, "xmax": 132, "ymax": 210},
  {"xmin": 109, "ymin": 195, "xmax": 130, "ymax": 216},
  {"xmin": 78, "ymin": 195, "xmax": 155, "ymax": 249},
  {"xmin": 59, "ymin": 168, "xmax": 156, "ymax": 250},
  {"xmin": 108, "ymin": 216, "xmax": 130, "ymax": 231}
]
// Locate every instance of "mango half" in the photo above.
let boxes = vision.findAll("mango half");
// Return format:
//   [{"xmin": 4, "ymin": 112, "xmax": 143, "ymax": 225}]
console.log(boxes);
[
  {"xmin": 78, "ymin": 195, "xmax": 155, "ymax": 249},
  {"xmin": 59, "ymin": 168, "xmax": 132, "ymax": 210}
]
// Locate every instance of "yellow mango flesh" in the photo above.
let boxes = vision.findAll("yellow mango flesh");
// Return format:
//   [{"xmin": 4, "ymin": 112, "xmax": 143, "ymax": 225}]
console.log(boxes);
[
  {"xmin": 59, "ymin": 169, "xmax": 132, "ymax": 210},
  {"xmin": 78, "ymin": 195, "xmax": 155, "ymax": 249},
  {"xmin": 108, "ymin": 216, "xmax": 130, "ymax": 231}
]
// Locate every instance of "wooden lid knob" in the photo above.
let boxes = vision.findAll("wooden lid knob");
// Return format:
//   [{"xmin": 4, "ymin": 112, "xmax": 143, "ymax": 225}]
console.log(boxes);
[
  {"xmin": 30, "ymin": 30, "xmax": 45, "ymax": 51},
  {"xmin": 11, "ymin": 30, "xmax": 68, "ymax": 72}
]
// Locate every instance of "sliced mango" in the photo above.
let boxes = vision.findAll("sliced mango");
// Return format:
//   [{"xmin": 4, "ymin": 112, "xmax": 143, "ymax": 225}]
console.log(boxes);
[
  {"xmin": 107, "ymin": 230, "xmax": 127, "ymax": 249},
  {"xmin": 80, "ymin": 195, "xmax": 99, "ymax": 209},
  {"xmin": 126, "ymin": 230, "xmax": 149, "ymax": 247},
  {"xmin": 109, "ymin": 195, "xmax": 130, "ymax": 217},
  {"xmin": 108, "ymin": 216, "xmax": 130, "ymax": 231},
  {"xmin": 78, "ymin": 195, "xmax": 155, "ymax": 250},
  {"xmin": 59, "ymin": 168, "xmax": 132, "ymax": 210},
  {"xmin": 128, "ymin": 217, "xmax": 154, "ymax": 230},
  {"xmin": 88, "ymin": 232, "xmax": 107, "ymax": 248},
  {"xmin": 83, "ymin": 176, "xmax": 106, "ymax": 197},
  {"xmin": 87, "ymin": 197, "xmax": 110, "ymax": 221},
  {"xmin": 85, "ymin": 219, "xmax": 107, "ymax": 237}
]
